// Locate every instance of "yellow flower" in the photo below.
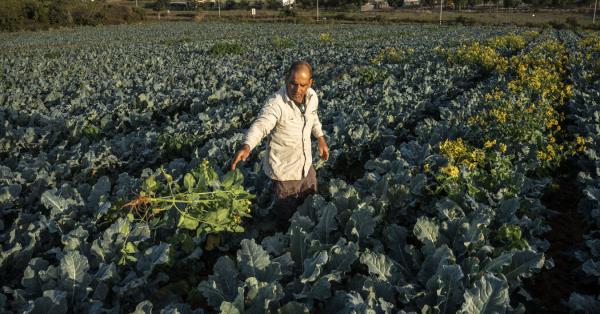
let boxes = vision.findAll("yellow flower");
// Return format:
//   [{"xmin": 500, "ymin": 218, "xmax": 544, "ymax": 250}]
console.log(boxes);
[
  {"xmin": 440, "ymin": 138, "xmax": 468, "ymax": 161},
  {"xmin": 546, "ymin": 144, "xmax": 557, "ymax": 157},
  {"xmin": 319, "ymin": 33, "xmax": 333, "ymax": 42},
  {"xmin": 490, "ymin": 109, "xmax": 508, "ymax": 123},
  {"xmin": 484, "ymin": 139, "xmax": 497, "ymax": 149},
  {"xmin": 499, "ymin": 143, "xmax": 507, "ymax": 153},
  {"xmin": 441, "ymin": 165, "xmax": 460, "ymax": 178},
  {"xmin": 423, "ymin": 163, "xmax": 430, "ymax": 173},
  {"xmin": 565, "ymin": 84, "xmax": 573, "ymax": 97}
]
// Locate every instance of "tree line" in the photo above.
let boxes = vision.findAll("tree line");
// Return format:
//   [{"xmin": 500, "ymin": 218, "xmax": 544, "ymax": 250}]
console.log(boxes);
[
  {"xmin": 0, "ymin": 0, "xmax": 145, "ymax": 32},
  {"xmin": 161, "ymin": 0, "xmax": 596, "ymax": 9}
]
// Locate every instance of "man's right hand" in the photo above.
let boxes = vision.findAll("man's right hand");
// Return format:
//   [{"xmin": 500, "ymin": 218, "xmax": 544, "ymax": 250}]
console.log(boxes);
[{"xmin": 231, "ymin": 144, "xmax": 251, "ymax": 171}]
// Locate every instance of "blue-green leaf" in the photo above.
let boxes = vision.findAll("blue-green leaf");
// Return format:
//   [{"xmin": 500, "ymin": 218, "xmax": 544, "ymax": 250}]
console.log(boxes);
[
  {"xmin": 301, "ymin": 250, "xmax": 328, "ymax": 283},
  {"xmin": 360, "ymin": 251, "xmax": 395, "ymax": 281},
  {"xmin": 460, "ymin": 274, "xmax": 509, "ymax": 314}
]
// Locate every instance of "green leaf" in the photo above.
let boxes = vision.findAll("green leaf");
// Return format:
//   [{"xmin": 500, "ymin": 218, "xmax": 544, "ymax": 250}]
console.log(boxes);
[
  {"xmin": 220, "ymin": 302, "xmax": 241, "ymax": 314},
  {"xmin": 136, "ymin": 243, "xmax": 171, "ymax": 277},
  {"xmin": 301, "ymin": 251, "xmax": 328, "ymax": 283},
  {"xmin": 237, "ymin": 239, "xmax": 281, "ymax": 282},
  {"xmin": 303, "ymin": 276, "xmax": 333, "ymax": 301},
  {"xmin": 32, "ymin": 290, "xmax": 68, "ymax": 314},
  {"xmin": 503, "ymin": 250, "xmax": 544, "ymax": 282},
  {"xmin": 328, "ymin": 238, "xmax": 359, "ymax": 274},
  {"xmin": 222, "ymin": 169, "xmax": 244, "ymax": 188},
  {"xmin": 418, "ymin": 245, "xmax": 454, "ymax": 285},
  {"xmin": 132, "ymin": 300, "xmax": 153, "ymax": 314},
  {"xmin": 59, "ymin": 250, "xmax": 90, "ymax": 301},
  {"xmin": 261, "ymin": 233, "xmax": 289, "ymax": 256},
  {"xmin": 184, "ymin": 173, "xmax": 196, "ymax": 192},
  {"xmin": 198, "ymin": 256, "xmax": 239, "ymax": 305},
  {"xmin": 245, "ymin": 279, "xmax": 283, "ymax": 314},
  {"xmin": 143, "ymin": 176, "xmax": 158, "ymax": 191},
  {"xmin": 414, "ymin": 216, "xmax": 439, "ymax": 246},
  {"xmin": 460, "ymin": 274, "xmax": 509, "ymax": 314},
  {"xmin": 41, "ymin": 189, "xmax": 75, "ymax": 215},
  {"xmin": 178, "ymin": 215, "xmax": 199, "ymax": 230},
  {"xmin": 60, "ymin": 251, "xmax": 89, "ymax": 284},
  {"xmin": 314, "ymin": 203, "xmax": 338, "ymax": 244},
  {"xmin": 383, "ymin": 224, "xmax": 414, "ymax": 276},
  {"xmin": 278, "ymin": 301, "xmax": 310, "ymax": 314},
  {"xmin": 426, "ymin": 265, "xmax": 465, "ymax": 314},
  {"xmin": 568, "ymin": 293, "xmax": 600, "ymax": 313},
  {"xmin": 360, "ymin": 250, "xmax": 395, "ymax": 281},
  {"xmin": 482, "ymin": 252, "xmax": 513, "ymax": 273},
  {"xmin": 290, "ymin": 226, "xmax": 309, "ymax": 271},
  {"xmin": 123, "ymin": 242, "xmax": 137, "ymax": 254},
  {"xmin": 345, "ymin": 208, "xmax": 374, "ymax": 240}
]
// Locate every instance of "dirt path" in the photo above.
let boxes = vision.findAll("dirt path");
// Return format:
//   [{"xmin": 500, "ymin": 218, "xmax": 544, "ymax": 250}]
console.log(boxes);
[{"xmin": 524, "ymin": 160, "xmax": 595, "ymax": 312}]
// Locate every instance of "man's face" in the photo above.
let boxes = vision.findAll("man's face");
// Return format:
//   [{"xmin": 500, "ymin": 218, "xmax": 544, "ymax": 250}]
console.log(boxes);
[{"xmin": 285, "ymin": 66, "xmax": 312, "ymax": 105}]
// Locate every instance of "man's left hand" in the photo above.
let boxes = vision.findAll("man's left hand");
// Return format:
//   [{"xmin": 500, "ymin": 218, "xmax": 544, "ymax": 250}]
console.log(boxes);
[{"xmin": 317, "ymin": 136, "xmax": 329, "ymax": 161}]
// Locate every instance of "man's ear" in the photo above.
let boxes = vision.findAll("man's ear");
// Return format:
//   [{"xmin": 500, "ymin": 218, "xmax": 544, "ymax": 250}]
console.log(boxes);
[{"xmin": 309, "ymin": 78, "xmax": 313, "ymax": 87}]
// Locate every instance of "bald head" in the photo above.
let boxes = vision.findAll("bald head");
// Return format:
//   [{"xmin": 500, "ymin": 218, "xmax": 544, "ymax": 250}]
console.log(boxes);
[
  {"xmin": 287, "ymin": 60, "xmax": 313, "ymax": 80},
  {"xmin": 285, "ymin": 60, "xmax": 313, "ymax": 105}
]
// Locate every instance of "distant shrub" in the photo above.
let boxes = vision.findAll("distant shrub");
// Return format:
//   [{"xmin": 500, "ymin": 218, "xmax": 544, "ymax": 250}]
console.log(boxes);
[
  {"xmin": 280, "ymin": 7, "xmax": 296, "ymax": 17},
  {"xmin": 48, "ymin": 3, "xmax": 73, "ymax": 26},
  {"xmin": 565, "ymin": 17, "xmax": 579, "ymax": 28},
  {"xmin": 354, "ymin": 65, "xmax": 388, "ymax": 84},
  {"xmin": 194, "ymin": 13, "xmax": 206, "ymax": 23},
  {"xmin": 455, "ymin": 15, "xmax": 476, "ymax": 26},
  {"xmin": 71, "ymin": 5, "xmax": 105, "ymax": 26},
  {"xmin": 43, "ymin": 51, "xmax": 61, "ymax": 59},
  {"xmin": 548, "ymin": 21, "xmax": 566, "ymax": 30},
  {"xmin": 209, "ymin": 42, "xmax": 246, "ymax": 55},
  {"xmin": 0, "ymin": 0, "xmax": 26, "ymax": 31},
  {"xmin": 272, "ymin": 35, "xmax": 294, "ymax": 49},
  {"xmin": 333, "ymin": 13, "xmax": 360, "ymax": 21}
]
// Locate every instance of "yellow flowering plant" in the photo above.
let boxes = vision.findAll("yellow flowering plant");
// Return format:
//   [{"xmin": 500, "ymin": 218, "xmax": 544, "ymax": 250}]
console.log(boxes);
[
  {"xmin": 486, "ymin": 33, "xmax": 526, "ymax": 54},
  {"xmin": 319, "ymin": 33, "xmax": 334, "ymax": 43},
  {"xmin": 435, "ymin": 137, "xmax": 519, "ymax": 201},
  {"xmin": 371, "ymin": 47, "xmax": 413, "ymax": 65},
  {"xmin": 466, "ymin": 39, "xmax": 582, "ymax": 170},
  {"xmin": 577, "ymin": 35, "xmax": 600, "ymax": 80},
  {"xmin": 448, "ymin": 41, "xmax": 509, "ymax": 73}
]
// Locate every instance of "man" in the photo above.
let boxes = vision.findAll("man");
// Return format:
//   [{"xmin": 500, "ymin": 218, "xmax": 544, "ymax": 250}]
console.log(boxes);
[{"xmin": 231, "ymin": 60, "xmax": 329, "ymax": 228}]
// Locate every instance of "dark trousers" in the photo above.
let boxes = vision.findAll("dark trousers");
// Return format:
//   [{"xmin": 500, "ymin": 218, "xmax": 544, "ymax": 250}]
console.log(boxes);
[{"xmin": 272, "ymin": 166, "xmax": 317, "ymax": 229}]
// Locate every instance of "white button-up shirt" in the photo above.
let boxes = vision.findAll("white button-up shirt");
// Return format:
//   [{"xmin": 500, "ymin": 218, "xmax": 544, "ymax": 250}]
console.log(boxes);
[{"xmin": 243, "ymin": 86, "xmax": 325, "ymax": 181}]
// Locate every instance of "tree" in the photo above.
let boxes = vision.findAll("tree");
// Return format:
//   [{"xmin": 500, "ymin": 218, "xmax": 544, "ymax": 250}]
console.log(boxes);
[
  {"xmin": 455, "ymin": 0, "xmax": 468, "ymax": 10},
  {"xmin": 421, "ymin": 0, "xmax": 435, "ymax": 7},
  {"xmin": 297, "ymin": 0, "xmax": 315, "ymax": 7},
  {"xmin": 503, "ymin": 0, "xmax": 521, "ymax": 7},
  {"xmin": 154, "ymin": 0, "xmax": 171, "ymax": 11},
  {"xmin": 467, "ymin": 0, "xmax": 481, "ymax": 7},
  {"xmin": 389, "ymin": 0, "xmax": 405, "ymax": 7}
]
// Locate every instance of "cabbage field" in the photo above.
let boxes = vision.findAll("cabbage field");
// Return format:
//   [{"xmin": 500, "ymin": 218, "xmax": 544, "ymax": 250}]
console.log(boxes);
[{"xmin": 1, "ymin": 22, "xmax": 600, "ymax": 313}]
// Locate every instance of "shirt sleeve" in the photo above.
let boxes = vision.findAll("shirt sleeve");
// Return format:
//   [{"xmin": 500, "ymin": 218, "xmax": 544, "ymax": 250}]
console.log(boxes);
[
  {"xmin": 311, "ymin": 97, "xmax": 324, "ymax": 139},
  {"xmin": 243, "ymin": 99, "xmax": 281, "ymax": 151}
]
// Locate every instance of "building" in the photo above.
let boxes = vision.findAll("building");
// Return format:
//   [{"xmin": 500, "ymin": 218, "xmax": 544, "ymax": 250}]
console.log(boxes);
[{"xmin": 361, "ymin": 0, "xmax": 390, "ymax": 11}]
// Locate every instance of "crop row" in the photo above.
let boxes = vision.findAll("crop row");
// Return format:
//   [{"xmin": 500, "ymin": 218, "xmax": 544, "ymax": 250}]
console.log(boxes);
[
  {"xmin": 196, "ymin": 29, "xmax": 582, "ymax": 313},
  {"xmin": 560, "ymin": 30, "xmax": 600, "ymax": 312},
  {"xmin": 0, "ymin": 23, "xmax": 595, "ymax": 313}
]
